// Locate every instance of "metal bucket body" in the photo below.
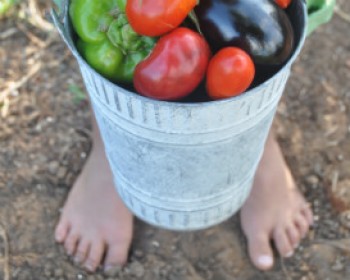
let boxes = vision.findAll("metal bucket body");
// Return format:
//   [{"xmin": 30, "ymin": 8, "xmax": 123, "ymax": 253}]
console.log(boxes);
[{"xmin": 52, "ymin": 0, "xmax": 307, "ymax": 230}]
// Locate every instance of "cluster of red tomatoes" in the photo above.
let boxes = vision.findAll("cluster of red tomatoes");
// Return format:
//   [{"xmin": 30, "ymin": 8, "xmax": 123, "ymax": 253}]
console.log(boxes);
[{"xmin": 127, "ymin": 0, "xmax": 260, "ymax": 101}]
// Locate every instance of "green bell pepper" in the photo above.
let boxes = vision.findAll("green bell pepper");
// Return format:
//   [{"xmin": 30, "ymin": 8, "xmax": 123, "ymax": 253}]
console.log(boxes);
[
  {"xmin": 69, "ymin": 0, "xmax": 117, "ymax": 43},
  {"xmin": 77, "ymin": 39, "xmax": 123, "ymax": 81},
  {"xmin": 70, "ymin": 0, "xmax": 156, "ymax": 83}
]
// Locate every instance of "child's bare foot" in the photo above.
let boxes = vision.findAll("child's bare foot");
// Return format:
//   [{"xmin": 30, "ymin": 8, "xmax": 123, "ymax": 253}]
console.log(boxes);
[
  {"xmin": 240, "ymin": 132, "xmax": 313, "ymax": 271},
  {"xmin": 55, "ymin": 119, "xmax": 133, "ymax": 273}
]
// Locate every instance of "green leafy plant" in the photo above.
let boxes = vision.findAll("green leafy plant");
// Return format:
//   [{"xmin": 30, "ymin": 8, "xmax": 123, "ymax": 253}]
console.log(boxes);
[
  {"xmin": 0, "ymin": 0, "xmax": 17, "ymax": 17},
  {"xmin": 68, "ymin": 83, "xmax": 87, "ymax": 104}
]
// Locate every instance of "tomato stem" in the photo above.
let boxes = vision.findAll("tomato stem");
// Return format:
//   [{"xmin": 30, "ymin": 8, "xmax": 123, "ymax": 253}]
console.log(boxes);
[{"xmin": 188, "ymin": 10, "xmax": 203, "ymax": 35}]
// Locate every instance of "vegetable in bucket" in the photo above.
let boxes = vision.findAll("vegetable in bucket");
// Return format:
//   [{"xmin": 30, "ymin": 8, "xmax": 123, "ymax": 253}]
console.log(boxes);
[{"xmin": 69, "ymin": 0, "xmax": 296, "ymax": 101}]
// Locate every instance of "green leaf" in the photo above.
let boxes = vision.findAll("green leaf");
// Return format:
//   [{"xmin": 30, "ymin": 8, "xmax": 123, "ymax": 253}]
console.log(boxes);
[{"xmin": 68, "ymin": 84, "xmax": 87, "ymax": 104}]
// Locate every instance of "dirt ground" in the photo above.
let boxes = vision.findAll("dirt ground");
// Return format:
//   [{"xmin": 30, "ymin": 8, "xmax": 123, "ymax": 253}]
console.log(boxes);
[{"xmin": 1, "ymin": 1, "xmax": 350, "ymax": 279}]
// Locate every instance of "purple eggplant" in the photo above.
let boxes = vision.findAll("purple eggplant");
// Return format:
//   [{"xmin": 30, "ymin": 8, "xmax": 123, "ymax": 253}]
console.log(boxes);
[{"xmin": 195, "ymin": 0, "xmax": 295, "ymax": 83}]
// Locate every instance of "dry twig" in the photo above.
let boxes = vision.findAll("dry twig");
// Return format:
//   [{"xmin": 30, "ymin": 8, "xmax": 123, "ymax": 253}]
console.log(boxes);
[
  {"xmin": 0, "ymin": 62, "xmax": 41, "ymax": 109},
  {"xmin": 27, "ymin": 0, "xmax": 53, "ymax": 32},
  {"xmin": 16, "ymin": 22, "xmax": 46, "ymax": 48},
  {"xmin": 0, "ymin": 28, "xmax": 18, "ymax": 40},
  {"xmin": 0, "ymin": 33, "xmax": 57, "ymax": 117},
  {"xmin": 334, "ymin": 6, "xmax": 350, "ymax": 23},
  {"xmin": 331, "ymin": 170, "xmax": 339, "ymax": 192},
  {"xmin": 1, "ymin": 98, "xmax": 11, "ymax": 119},
  {"xmin": 0, "ymin": 224, "xmax": 10, "ymax": 280}
]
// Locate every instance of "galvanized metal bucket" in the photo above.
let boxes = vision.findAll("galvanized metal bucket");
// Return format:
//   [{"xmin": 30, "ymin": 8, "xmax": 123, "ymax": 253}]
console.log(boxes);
[{"xmin": 51, "ymin": 0, "xmax": 308, "ymax": 231}]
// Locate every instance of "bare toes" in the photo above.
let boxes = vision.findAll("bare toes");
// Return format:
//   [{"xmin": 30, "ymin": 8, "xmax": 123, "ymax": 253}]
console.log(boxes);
[
  {"xmin": 286, "ymin": 224, "xmax": 300, "ymax": 249},
  {"xmin": 84, "ymin": 241, "xmax": 105, "ymax": 272},
  {"xmin": 64, "ymin": 231, "xmax": 80, "ymax": 256},
  {"xmin": 273, "ymin": 228, "xmax": 294, "ymax": 258},
  {"xmin": 301, "ymin": 204, "xmax": 314, "ymax": 226},
  {"xmin": 74, "ymin": 239, "xmax": 90, "ymax": 265},
  {"xmin": 55, "ymin": 219, "xmax": 70, "ymax": 243},
  {"xmin": 104, "ymin": 243, "xmax": 129, "ymax": 272},
  {"xmin": 295, "ymin": 214, "xmax": 309, "ymax": 238},
  {"xmin": 246, "ymin": 233, "xmax": 274, "ymax": 270}
]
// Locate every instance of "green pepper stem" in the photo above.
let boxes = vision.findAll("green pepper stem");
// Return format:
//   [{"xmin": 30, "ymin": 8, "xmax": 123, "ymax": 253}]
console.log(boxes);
[
  {"xmin": 110, "ymin": 8, "xmax": 121, "ymax": 18},
  {"xmin": 98, "ymin": 23, "xmax": 109, "ymax": 33}
]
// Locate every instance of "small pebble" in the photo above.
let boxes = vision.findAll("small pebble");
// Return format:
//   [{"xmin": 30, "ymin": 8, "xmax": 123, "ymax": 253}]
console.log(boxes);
[
  {"xmin": 129, "ymin": 261, "xmax": 145, "ymax": 278},
  {"xmin": 134, "ymin": 249, "xmax": 144, "ymax": 258},
  {"xmin": 337, "ymin": 154, "xmax": 344, "ymax": 161},
  {"xmin": 35, "ymin": 124, "xmax": 42, "ymax": 131},
  {"xmin": 54, "ymin": 268, "xmax": 64, "ymax": 277},
  {"xmin": 303, "ymin": 251, "xmax": 311, "ymax": 259},
  {"xmin": 339, "ymin": 211, "xmax": 350, "ymax": 229},
  {"xmin": 331, "ymin": 260, "xmax": 344, "ymax": 271},
  {"xmin": 300, "ymin": 264, "xmax": 309, "ymax": 272},
  {"xmin": 152, "ymin": 240, "xmax": 160, "ymax": 247},
  {"xmin": 44, "ymin": 266, "xmax": 52, "ymax": 277},
  {"xmin": 306, "ymin": 175, "xmax": 319, "ymax": 186},
  {"xmin": 104, "ymin": 265, "xmax": 122, "ymax": 277},
  {"xmin": 48, "ymin": 161, "xmax": 60, "ymax": 174},
  {"xmin": 57, "ymin": 166, "xmax": 67, "ymax": 179}
]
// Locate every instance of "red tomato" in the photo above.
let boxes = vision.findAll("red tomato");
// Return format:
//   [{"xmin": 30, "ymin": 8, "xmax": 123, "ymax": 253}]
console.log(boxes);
[
  {"xmin": 206, "ymin": 47, "xmax": 255, "ymax": 100},
  {"xmin": 274, "ymin": 0, "xmax": 292, "ymax": 9},
  {"xmin": 126, "ymin": 0, "xmax": 197, "ymax": 36},
  {"xmin": 134, "ymin": 28, "xmax": 211, "ymax": 101}
]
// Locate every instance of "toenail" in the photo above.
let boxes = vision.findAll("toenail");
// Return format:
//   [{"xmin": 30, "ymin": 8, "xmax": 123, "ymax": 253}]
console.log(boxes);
[
  {"xmin": 257, "ymin": 255, "xmax": 273, "ymax": 268},
  {"xmin": 55, "ymin": 232, "xmax": 63, "ymax": 242},
  {"xmin": 285, "ymin": 251, "xmax": 294, "ymax": 258},
  {"xmin": 84, "ymin": 261, "xmax": 95, "ymax": 272}
]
